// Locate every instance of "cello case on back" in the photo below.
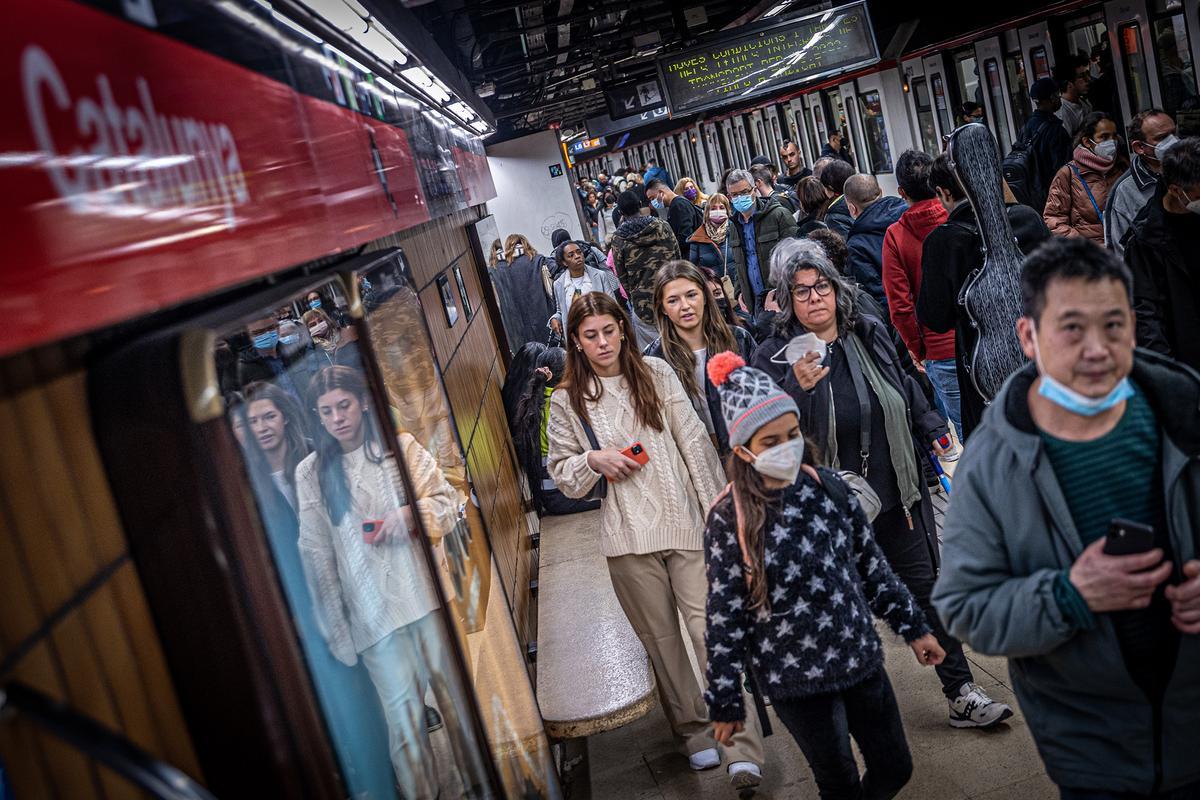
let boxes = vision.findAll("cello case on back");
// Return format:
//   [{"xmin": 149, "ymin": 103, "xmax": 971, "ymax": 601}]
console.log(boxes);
[{"xmin": 949, "ymin": 122, "xmax": 1030, "ymax": 402}]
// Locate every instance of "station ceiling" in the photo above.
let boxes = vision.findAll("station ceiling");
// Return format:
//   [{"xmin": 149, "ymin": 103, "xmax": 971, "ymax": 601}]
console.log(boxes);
[{"xmin": 405, "ymin": 0, "xmax": 1055, "ymax": 143}]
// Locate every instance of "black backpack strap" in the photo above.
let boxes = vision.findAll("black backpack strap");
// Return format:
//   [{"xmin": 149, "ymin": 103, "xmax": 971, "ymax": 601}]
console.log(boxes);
[{"xmin": 578, "ymin": 415, "xmax": 608, "ymax": 499}]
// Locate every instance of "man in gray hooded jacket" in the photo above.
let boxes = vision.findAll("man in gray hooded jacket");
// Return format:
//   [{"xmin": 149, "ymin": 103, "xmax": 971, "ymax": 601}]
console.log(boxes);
[{"xmin": 932, "ymin": 237, "xmax": 1200, "ymax": 799}]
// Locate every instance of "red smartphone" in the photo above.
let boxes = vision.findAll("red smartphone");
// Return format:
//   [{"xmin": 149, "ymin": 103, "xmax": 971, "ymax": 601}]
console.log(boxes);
[
  {"xmin": 362, "ymin": 519, "xmax": 385, "ymax": 544},
  {"xmin": 621, "ymin": 442, "xmax": 649, "ymax": 466}
]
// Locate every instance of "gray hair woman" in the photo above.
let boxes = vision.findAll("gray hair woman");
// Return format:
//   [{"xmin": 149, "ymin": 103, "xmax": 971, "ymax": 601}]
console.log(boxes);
[{"xmin": 749, "ymin": 240, "xmax": 1014, "ymax": 730}]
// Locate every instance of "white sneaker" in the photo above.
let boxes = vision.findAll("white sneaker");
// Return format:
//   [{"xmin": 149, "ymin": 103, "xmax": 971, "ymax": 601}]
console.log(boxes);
[
  {"xmin": 729, "ymin": 761, "xmax": 762, "ymax": 791},
  {"xmin": 689, "ymin": 747, "xmax": 720, "ymax": 771},
  {"xmin": 949, "ymin": 682, "xmax": 1014, "ymax": 728}
]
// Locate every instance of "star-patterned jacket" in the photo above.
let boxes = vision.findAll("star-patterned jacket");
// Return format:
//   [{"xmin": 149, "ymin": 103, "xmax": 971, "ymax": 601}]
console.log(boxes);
[{"xmin": 704, "ymin": 469, "xmax": 930, "ymax": 721}]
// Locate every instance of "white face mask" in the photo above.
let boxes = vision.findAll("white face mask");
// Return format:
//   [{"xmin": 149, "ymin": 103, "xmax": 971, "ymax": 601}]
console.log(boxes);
[
  {"xmin": 744, "ymin": 437, "xmax": 805, "ymax": 484},
  {"xmin": 1154, "ymin": 134, "xmax": 1180, "ymax": 162},
  {"xmin": 1093, "ymin": 139, "xmax": 1118, "ymax": 161},
  {"xmin": 770, "ymin": 332, "xmax": 828, "ymax": 365},
  {"xmin": 310, "ymin": 322, "xmax": 329, "ymax": 337},
  {"xmin": 1180, "ymin": 188, "xmax": 1200, "ymax": 216}
]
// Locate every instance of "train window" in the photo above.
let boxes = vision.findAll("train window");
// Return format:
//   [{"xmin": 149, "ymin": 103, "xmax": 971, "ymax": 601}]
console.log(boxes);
[
  {"xmin": 1005, "ymin": 53, "xmax": 1030, "ymax": 134},
  {"xmin": 1030, "ymin": 46, "xmax": 1051, "ymax": 80},
  {"xmin": 220, "ymin": 275, "xmax": 497, "ymax": 799},
  {"xmin": 984, "ymin": 59, "xmax": 1013, "ymax": 154},
  {"xmin": 1150, "ymin": 13, "xmax": 1197, "ymax": 118},
  {"xmin": 956, "ymin": 53, "xmax": 982, "ymax": 112},
  {"xmin": 911, "ymin": 78, "xmax": 940, "ymax": 155},
  {"xmin": 857, "ymin": 91, "xmax": 893, "ymax": 173},
  {"xmin": 1120, "ymin": 23, "xmax": 1155, "ymax": 114},
  {"xmin": 931, "ymin": 75, "xmax": 954, "ymax": 141}
]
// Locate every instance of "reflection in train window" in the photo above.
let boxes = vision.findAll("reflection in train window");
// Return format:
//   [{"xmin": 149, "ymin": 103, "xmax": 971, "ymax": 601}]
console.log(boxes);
[
  {"xmin": 1121, "ymin": 23, "xmax": 1155, "ymax": 115},
  {"xmin": 858, "ymin": 91, "xmax": 893, "ymax": 173},
  {"xmin": 1151, "ymin": 13, "xmax": 1197, "ymax": 117},
  {"xmin": 220, "ymin": 279, "xmax": 495, "ymax": 799},
  {"xmin": 912, "ymin": 78, "xmax": 940, "ymax": 154},
  {"xmin": 931, "ymin": 74, "xmax": 954, "ymax": 141},
  {"xmin": 956, "ymin": 52, "xmax": 981, "ymax": 111},
  {"xmin": 1005, "ymin": 53, "xmax": 1030, "ymax": 134},
  {"xmin": 357, "ymin": 252, "xmax": 561, "ymax": 797},
  {"xmin": 985, "ymin": 59, "xmax": 1013, "ymax": 153}
]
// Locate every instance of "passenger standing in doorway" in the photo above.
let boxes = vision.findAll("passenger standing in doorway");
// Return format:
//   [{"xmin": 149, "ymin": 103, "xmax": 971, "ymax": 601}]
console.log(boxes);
[
  {"xmin": 753, "ymin": 241, "xmax": 1012, "ymax": 728},
  {"xmin": 1044, "ymin": 112, "xmax": 1128, "ymax": 245},
  {"xmin": 818, "ymin": 160, "xmax": 856, "ymax": 238},
  {"xmin": 645, "ymin": 260, "xmax": 756, "ymax": 456},
  {"xmin": 918, "ymin": 154, "xmax": 1051, "ymax": 440},
  {"xmin": 548, "ymin": 240, "xmax": 623, "ymax": 341},
  {"xmin": 777, "ymin": 140, "xmax": 813, "ymax": 190},
  {"xmin": 933, "ymin": 238, "xmax": 1200, "ymax": 799},
  {"xmin": 1127, "ymin": 137, "xmax": 1200, "ymax": 371},
  {"xmin": 843, "ymin": 173, "xmax": 907, "ymax": 314},
  {"xmin": 1055, "ymin": 55, "xmax": 1094, "ymax": 138},
  {"xmin": 546, "ymin": 293, "xmax": 766, "ymax": 791},
  {"xmin": 820, "ymin": 129, "xmax": 854, "ymax": 165},
  {"xmin": 1106, "ymin": 109, "xmax": 1178, "ymax": 255},
  {"xmin": 883, "ymin": 150, "xmax": 960, "ymax": 437},
  {"xmin": 957, "ymin": 101, "xmax": 984, "ymax": 127},
  {"xmin": 726, "ymin": 168, "xmax": 799, "ymax": 314},
  {"xmin": 647, "ymin": 178, "xmax": 702, "ymax": 255},
  {"xmin": 1020, "ymin": 77, "xmax": 1075, "ymax": 213},
  {"xmin": 703, "ymin": 351, "xmax": 945, "ymax": 800}
]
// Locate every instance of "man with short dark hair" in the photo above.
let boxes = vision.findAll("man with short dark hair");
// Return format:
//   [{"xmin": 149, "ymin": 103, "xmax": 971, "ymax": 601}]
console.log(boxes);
[
  {"xmin": 777, "ymin": 140, "xmax": 812, "ymax": 189},
  {"xmin": 646, "ymin": 177, "xmax": 701, "ymax": 253},
  {"xmin": 611, "ymin": 189, "xmax": 680, "ymax": 326},
  {"xmin": 917, "ymin": 154, "xmax": 1051, "ymax": 439},
  {"xmin": 750, "ymin": 163, "xmax": 799, "ymax": 215},
  {"xmin": 1018, "ymin": 77, "xmax": 1074, "ymax": 213},
  {"xmin": 883, "ymin": 150, "xmax": 959, "ymax": 434},
  {"xmin": 934, "ymin": 236, "xmax": 1200, "ymax": 799},
  {"xmin": 1106, "ymin": 109, "xmax": 1178, "ymax": 255},
  {"xmin": 725, "ymin": 168, "xmax": 798, "ymax": 313},
  {"xmin": 818, "ymin": 160, "xmax": 856, "ymax": 237},
  {"xmin": 1126, "ymin": 137, "xmax": 1200, "ymax": 371},
  {"xmin": 820, "ymin": 129, "xmax": 853, "ymax": 165},
  {"xmin": 1055, "ymin": 55, "xmax": 1094, "ymax": 137},
  {"xmin": 843, "ymin": 173, "xmax": 906, "ymax": 312}
]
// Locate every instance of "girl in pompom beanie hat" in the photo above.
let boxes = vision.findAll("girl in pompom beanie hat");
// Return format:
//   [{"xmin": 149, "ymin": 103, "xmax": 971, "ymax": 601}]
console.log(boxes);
[{"xmin": 703, "ymin": 350, "xmax": 945, "ymax": 799}]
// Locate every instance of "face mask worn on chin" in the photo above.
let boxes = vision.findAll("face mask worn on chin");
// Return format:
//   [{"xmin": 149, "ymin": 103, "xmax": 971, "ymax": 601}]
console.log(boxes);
[
  {"xmin": 709, "ymin": 209, "xmax": 728, "ymax": 224},
  {"xmin": 254, "ymin": 331, "xmax": 279, "ymax": 351},
  {"xmin": 1093, "ymin": 139, "xmax": 1118, "ymax": 160},
  {"xmin": 1155, "ymin": 134, "xmax": 1180, "ymax": 162},
  {"xmin": 1032, "ymin": 326, "xmax": 1134, "ymax": 415},
  {"xmin": 732, "ymin": 195, "xmax": 755, "ymax": 214},
  {"xmin": 745, "ymin": 437, "xmax": 805, "ymax": 483}
]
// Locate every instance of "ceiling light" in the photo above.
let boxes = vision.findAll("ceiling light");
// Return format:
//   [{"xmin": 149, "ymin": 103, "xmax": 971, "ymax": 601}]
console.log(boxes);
[{"xmin": 763, "ymin": 1, "xmax": 791, "ymax": 18}]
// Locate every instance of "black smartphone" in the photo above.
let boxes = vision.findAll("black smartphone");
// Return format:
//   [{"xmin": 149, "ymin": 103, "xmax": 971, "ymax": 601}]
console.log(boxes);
[{"xmin": 1103, "ymin": 518, "xmax": 1155, "ymax": 556}]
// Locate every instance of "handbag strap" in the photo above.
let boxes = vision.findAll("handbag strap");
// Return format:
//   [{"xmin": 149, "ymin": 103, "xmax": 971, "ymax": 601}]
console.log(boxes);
[
  {"xmin": 1069, "ymin": 164, "xmax": 1104, "ymax": 221},
  {"xmin": 578, "ymin": 413, "xmax": 608, "ymax": 499},
  {"xmin": 839, "ymin": 339, "xmax": 873, "ymax": 476}
]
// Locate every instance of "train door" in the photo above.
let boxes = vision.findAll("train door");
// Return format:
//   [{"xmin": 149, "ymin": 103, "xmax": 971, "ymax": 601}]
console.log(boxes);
[
  {"xmin": 1003, "ymin": 29, "xmax": 1032, "ymax": 137},
  {"xmin": 903, "ymin": 58, "xmax": 941, "ymax": 155},
  {"xmin": 704, "ymin": 122, "xmax": 724, "ymax": 191},
  {"xmin": 1146, "ymin": 0, "xmax": 1199, "ymax": 118},
  {"xmin": 805, "ymin": 94, "xmax": 828, "ymax": 161},
  {"xmin": 785, "ymin": 98, "xmax": 806, "ymax": 160},
  {"xmin": 719, "ymin": 119, "xmax": 737, "ymax": 169},
  {"xmin": 823, "ymin": 86, "xmax": 857, "ymax": 170},
  {"xmin": 953, "ymin": 45, "xmax": 980, "ymax": 122},
  {"xmin": 975, "ymin": 37, "xmax": 1018, "ymax": 153},
  {"xmin": 853, "ymin": 74, "xmax": 900, "ymax": 185},
  {"xmin": 767, "ymin": 106, "xmax": 785, "ymax": 159},
  {"xmin": 748, "ymin": 110, "xmax": 767, "ymax": 158},
  {"xmin": 1020, "ymin": 22, "xmax": 1056, "ymax": 82},
  {"xmin": 923, "ymin": 54, "xmax": 956, "ymax": 145},
  {"xmin": 1106, "ymin": 1, "xmax": 1161, "ymax": 119}
]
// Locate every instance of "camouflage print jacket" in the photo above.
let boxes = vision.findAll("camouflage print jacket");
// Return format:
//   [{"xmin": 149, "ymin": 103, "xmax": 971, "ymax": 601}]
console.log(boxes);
[{"xmin": 611, "ymin": 215, "xmax": 680, "ymax": 324}]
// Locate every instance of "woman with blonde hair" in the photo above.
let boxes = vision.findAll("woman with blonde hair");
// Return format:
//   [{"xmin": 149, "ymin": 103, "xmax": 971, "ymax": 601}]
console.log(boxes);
[
  {"xmin": 547, "ymin": 293, "xmax": 765, "ymax": 791},
  {"xmin": 687, "ymin": 192, "xmax": 734, "ymax": 281},
  {"xmin": 645, "ymin": 260, "xmax": 755, "ymax": 454},
  {"xmin": 675, "ymin": 177, "xmax": 706, "ymax": 207}
]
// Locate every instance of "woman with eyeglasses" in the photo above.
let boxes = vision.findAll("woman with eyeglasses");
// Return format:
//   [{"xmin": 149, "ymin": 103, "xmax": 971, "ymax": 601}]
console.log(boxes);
[{"xmin": 751, "ymin": 239, "xmax": 1015, "ymax": 730}]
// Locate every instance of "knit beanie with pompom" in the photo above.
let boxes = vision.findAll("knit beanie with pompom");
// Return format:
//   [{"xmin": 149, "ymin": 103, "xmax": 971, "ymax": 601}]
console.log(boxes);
[{"xmin": 707, "ymin": 351, "xmax": 800, "ymax": 448}]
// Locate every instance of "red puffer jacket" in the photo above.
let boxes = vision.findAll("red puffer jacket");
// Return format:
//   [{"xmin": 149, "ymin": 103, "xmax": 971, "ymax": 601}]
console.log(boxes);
[{"xmin": 882, "ymin": 198, "xmax": 956, "ymax": 362}]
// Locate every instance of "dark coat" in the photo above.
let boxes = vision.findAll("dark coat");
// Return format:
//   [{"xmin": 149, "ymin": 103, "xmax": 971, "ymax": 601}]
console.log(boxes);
[
  {"xmin": 1017, "ymin": 110, "xmax": 1074, "ymax": 213},
  {"xmin": 751, "ymin": 313, "xmax": 946, "ymax": 555},
  {"xmin": 688, "ymin": 225, "xmax": 733, "ymax": 278},
  {"xmin": 820, "ymin": 142, "xmax": 854, "ymax": 165},
  {"xmin": 495, "ymin": 254, "xmax": 553, "ymax": 352},
  {"xmin": 916, "ymin": 201, "xmax": 1051, "ymax": 439},
  {"xmin": 846, "ymin": 196, "xmax": 908, "ymax": 312},
  {"xmin": 666, "ymin": 196, "xmax": 702, "ymax": 253},
  {"xmin": 727, "ymin": 196, "xmax": 799, "ymax": 305},
  {"xmin": 822, "ymin": 195, "xmax": 854, "ymax": 238},
  {"xmin": 1126, "ymin": 183, "xmax": 1200, "ymax": 372},
  {"xmin": 644, "ymin": 325, "xmax": 756, "ymax": 455}
]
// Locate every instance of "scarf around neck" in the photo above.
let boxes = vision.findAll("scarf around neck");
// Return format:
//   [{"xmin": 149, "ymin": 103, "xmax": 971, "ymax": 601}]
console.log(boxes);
[{"xmin": 705, "ymin": 217, "xmax": 729, "ymax": 244}]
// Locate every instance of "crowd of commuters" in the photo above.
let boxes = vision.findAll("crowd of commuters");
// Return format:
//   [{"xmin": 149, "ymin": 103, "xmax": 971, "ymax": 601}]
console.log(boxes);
[{"xmin": 486, "ymin": 87, "xmax": 1200, "ymax": 795}]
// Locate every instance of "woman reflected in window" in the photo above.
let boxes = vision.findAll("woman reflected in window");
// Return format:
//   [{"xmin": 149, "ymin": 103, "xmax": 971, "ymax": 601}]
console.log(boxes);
[
  {"xmin": 296, "ymin": 365, "xmax": 487, "ymax": 799},
  {"xmin": 303, "ymin": 308, "xmax": 361, "ymax": 368}
]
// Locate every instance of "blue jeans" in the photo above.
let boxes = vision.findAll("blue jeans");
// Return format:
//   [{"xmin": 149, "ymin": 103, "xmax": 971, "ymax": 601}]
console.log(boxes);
[
  {"xmin": 924, "ymin": 358, "xmax": 962, "ymax": 436},
  {"xmin": 772, "ymin": 668, "xmax": 913, "ymax": 800}
]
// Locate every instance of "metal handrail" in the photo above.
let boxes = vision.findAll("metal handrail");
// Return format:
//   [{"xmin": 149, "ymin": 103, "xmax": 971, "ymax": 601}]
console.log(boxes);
[{"xmin": 0, "ymin": 682, "xmax": 217, "ymax": 800}]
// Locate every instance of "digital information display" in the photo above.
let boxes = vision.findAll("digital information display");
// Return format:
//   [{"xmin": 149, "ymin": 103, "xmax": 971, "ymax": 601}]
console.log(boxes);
[{"xmin": 655, "ymin": 2, "xmax": 879, "ymax": 116}]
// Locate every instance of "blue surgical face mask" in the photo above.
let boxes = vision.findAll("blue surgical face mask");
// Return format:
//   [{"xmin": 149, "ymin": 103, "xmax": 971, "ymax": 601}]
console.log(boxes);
[
  {"xmin": 1032, "ymin": 324, "xmax": 1134, "ymax": 416},
  {"xmin": 280, "ymin": 334, "xmax": 300, "ymax": 346},
  {"xmin": 253, "ymin": 330, "xmax": 279, "ymax": 351},
  {"xmin": 651, "ymin": 197, "xmax": 664, "ymax": 210},
  {"xmin": 309, "ymin": 299, "xmax": 322, "ymax": 310},
  {"xmin": 732, "ymin": 194, "xmax": 755, "ymax": 214}
]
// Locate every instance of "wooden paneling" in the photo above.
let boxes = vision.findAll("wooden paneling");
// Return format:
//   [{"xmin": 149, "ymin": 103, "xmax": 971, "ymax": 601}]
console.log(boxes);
[{"xmin": 0, "ymin": 354, "xmax": 202, "ymax": 798}]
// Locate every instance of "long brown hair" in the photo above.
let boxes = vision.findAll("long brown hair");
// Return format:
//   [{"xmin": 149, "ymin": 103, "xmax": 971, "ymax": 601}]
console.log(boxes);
[
  {"xmin": 504, "ymin": 233, "xmax": 537, "ymax": 263},
  {"xmin": 653, "ymin": 260, "xmax": 738, "ymax": 398},
  {"xmin": 307, "ymin": 365, "xmax": 386, "ymax": 524},
  {"xmin": 244, "ymin": 381, "xmax": 311, "ymax": 490},
  {"xmin": 560, "ymin": 292, "xmax": 663, "ymax": 432},
  {"xmin": 727, "ymin": 432, "xmax": 819, "ymax": 613}
]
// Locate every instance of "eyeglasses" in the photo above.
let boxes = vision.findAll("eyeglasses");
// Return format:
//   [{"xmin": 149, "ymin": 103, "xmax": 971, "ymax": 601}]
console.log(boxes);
[
  {"xmin": 728, "ymin": 186, "xmax": 754, "ymax": 198},
  {"xmin": 791, "ymin": 279, "xmax": 833, "ymax": 301}
]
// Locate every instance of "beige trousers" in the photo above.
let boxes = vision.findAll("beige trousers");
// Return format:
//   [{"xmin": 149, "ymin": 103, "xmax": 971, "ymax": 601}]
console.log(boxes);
[{"xmin": 606, "ymin": 548, "xmax": 765, "ymax": 767}]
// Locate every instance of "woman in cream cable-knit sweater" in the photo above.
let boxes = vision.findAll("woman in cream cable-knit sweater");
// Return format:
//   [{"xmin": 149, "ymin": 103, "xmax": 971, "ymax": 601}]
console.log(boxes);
[{"xmin": 547, "ymin": 293, "xmax": 767, "ymax": 791}]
